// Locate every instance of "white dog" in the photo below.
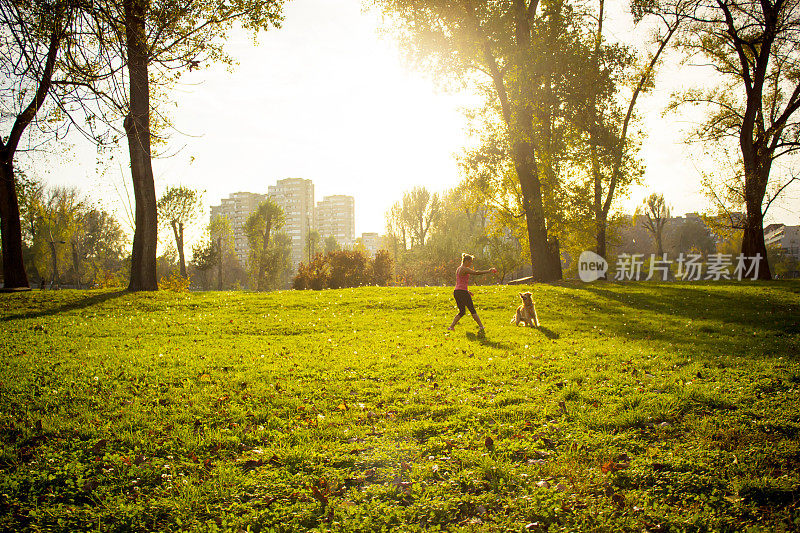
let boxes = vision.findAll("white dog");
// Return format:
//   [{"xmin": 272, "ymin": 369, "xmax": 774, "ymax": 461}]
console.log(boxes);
[{"xmin": 511, "ymin": 292, "xmax": 540, "ymax": 327}]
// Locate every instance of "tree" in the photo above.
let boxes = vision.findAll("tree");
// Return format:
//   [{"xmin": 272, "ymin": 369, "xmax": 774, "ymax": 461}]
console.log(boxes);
[
  {"xmin": 266, "ymin": 232, "xmax": 293, "ymax": 289},
  {"xmin": 72, "ymin": 0, "xmax": 285, "ymax": 291},
  {"xmin": 382, "ymin": 186, "xmax": 498, "ymax": 286},
  {"xmin": 293, "ymin": 252, "xmax": 329, "ymax": 290},
  {"xmin": 372, "ymin": 249, "xmax": 394, "ymax": 286},
  {"xmin": 324, "ymin": 236, "xmax": 340, "ymax": 254},
  {"xmin": 157, "ymin": 186, "xmax": 203, "ymax": 278},
  {"xmin": 156, "ymin": 244, "xmax": 178, "ymax": 280},
  {"xmin": 385, "ymin": 201, "xmax": 408, "ymax": 257},
  {"xmin": 328, "ymin": 250, "xmax": 370, "ymax": 289},
  {"xmin": 190, "ymin": 237, "xmax": 218, "ymax": 290},
  {"xmin": 208, "ymin": 215, "xmax": 235, "ymax": 290},
  {"xmin": 401, "ymin": 187, "xmax": 441, "ymax": 247},
  {"xmin": 70, "ymin": 207, "xmax": 128, "ymax": 287},
  {"xmin": 377, "ymin": 0, "xmax": 572, "ymax": 281},
  {"xmin": 766, "ymin": 244, "xmax": 800, "ymax": 279},
  {"xmin": 305, "ymin": 229, "xmax": 321, "ymax": 264},
  {"xmin": 578, "ymin": 0, "xmax": 686, "ymax": 260},
  {"xmin": 0, "ymin": 0, "xmax": 74, "ymax": 288},
  {"xmin": 245, "ymin": 198, "xmax": 284, "ymax": 290},
  {"xmin": 667, "ymin": 0, "xmax": 800, "ymax": 279},
  {"xmin": 667, "ymin": 216, "xmax": 716, "ymax": 257},
  {"xmin": 487, "ymin": 234, "xmax": 524, "ymax": 283},
  {"xmin": 637, "ymin": 193, "xmax": 670, "ymax": 256},
  {"xmin": 35, "ymin": 186, "xmax": 84, "ymax": 288}
]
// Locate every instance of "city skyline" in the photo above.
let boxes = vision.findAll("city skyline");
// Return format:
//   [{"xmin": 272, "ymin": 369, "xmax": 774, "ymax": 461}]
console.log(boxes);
[{"xmin": 210, "ymin": 178, "xmax": 361, "ymax": 270}]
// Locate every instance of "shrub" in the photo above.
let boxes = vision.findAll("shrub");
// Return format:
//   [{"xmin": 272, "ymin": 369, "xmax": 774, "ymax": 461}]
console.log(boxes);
[
  {"xmin": 372, "ymin": 250, "xmax": 393, "ymax": 286},
  {"xmin": 328, "ymin": 250, "xmax": 369, "ymax": 289},
  {"xmin": 93, "ymin": 269, "xmax": 126, "ymax": 289},
  {"xmin": 293, "ymin": 253, "xmax": 329, "ymax": 290},
  {"xmin": 293, "ymin": 249, "xmax": 394, "ymax": 290},
  {"xmin": 159, "ymin": 271, "xmax": 192, "ymax": 292}
]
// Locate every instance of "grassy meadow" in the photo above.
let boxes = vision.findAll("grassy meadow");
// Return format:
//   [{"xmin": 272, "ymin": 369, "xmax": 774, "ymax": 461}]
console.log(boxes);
[{"xmin": 1, "ymin": 282, "xmax": 799, "ymax": 532}]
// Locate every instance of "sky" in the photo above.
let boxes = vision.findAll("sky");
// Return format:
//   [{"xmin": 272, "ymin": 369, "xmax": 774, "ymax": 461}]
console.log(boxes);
[{"xmin": 26, "ymin": 0, "xmax": 800, "ymax": 247}]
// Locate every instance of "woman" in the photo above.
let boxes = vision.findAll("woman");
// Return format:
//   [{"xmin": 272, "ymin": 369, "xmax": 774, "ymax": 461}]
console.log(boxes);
[{"xmin": 448, "ymin": 253, "xmax": 496, "ymax": 333}]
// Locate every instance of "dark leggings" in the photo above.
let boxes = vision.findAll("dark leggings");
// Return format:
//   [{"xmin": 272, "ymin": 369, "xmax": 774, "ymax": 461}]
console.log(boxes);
[{"xmin": 453, "ymin": 289, "xmax": 476, "ymax": 317}]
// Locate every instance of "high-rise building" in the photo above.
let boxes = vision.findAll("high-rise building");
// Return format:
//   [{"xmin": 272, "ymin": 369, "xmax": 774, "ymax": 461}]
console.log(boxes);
[
  {"xmin": 268, "ymin": 178, "xmax": 315, "ymax": 267},
  {"xmin": 316, "ymin": 195, "xmax": 355, "ymax": 247},
  {"xmin": 210, "ymin": 192, "xmax": 266, "ymax": 266}
]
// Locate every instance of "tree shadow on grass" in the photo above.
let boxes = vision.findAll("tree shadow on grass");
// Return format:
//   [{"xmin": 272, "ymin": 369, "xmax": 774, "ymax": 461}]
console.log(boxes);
[
  {"xmin": 573, "ymin": 283, "xmax": 798, "ymax": 334},
  {"xmin": 0, "ymin": 290, "xmax": 128, "ymax": 322},
  {"xmin": 566, "ymin": 282, "xmax": 799, "ymax": 360}
]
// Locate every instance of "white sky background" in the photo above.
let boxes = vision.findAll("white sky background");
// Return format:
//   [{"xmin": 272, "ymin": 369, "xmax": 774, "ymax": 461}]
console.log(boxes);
[{"xmin": 27, "ymin": 0, "xmax": 800, "ymax": 250}]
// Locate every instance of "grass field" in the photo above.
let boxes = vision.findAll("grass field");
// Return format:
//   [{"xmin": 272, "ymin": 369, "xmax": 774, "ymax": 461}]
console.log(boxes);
[{"xmin": 1, "ymin": 282, "xmax": 799, "ymax": 532}]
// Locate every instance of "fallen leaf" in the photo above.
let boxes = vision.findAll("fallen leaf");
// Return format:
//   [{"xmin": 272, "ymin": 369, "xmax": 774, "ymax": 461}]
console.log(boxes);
[
  {"xmin": 310, "ymin": 485, "xmax": 328, "ymax": 508},
  {"xmin": 90, "ymin": 439, "xmax": 108, "ymax": 455},
  {"xmin": 602, "ymin": 461, "xmax": 630, "ymax": 473}
]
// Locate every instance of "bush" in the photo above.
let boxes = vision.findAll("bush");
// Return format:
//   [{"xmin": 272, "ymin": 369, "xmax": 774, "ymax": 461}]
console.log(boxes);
[
  {"xmin": 93, "ymin": 269, "xmax": 127, "ymax": 289},
  {"xmin": 293, "ymin": 249, "xmax": 393, "ymax": 290},
  {"xmin": 159, "ymin": 271, "xmax": 192, "ymax": 292},
  {"xmin": 373, "ymin": 250, "xmax": 393, "ymax": 286},
  {"xmin": 328, "ymin": 250, "xmax": 369, "ymax": 289},
  {"xmin": 293, "ymin": 253, "xmax": 329, "ymax": 290}
]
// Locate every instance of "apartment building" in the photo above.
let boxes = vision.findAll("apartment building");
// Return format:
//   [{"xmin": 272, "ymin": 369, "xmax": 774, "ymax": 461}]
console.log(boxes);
[
  {"xmin": 267, "ymin": 178, "xmax": 315, "ymax": 267},
  {"xmin": 209, "ymin": 192, "xmax": 266, "ymax": 266},
  {"xmin": 316, "ymin": 195, "xmax": 355, "ymax": 248},
  {"xmin": 765, "ymin": 224, "xmax": 800, "ymax": 259},
  {"xmin": 360, "ymin": 232, "xmax": 381, "ymax": 257}
]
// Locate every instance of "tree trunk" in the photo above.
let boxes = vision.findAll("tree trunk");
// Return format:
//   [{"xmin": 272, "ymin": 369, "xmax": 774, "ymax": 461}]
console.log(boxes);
[
  {"xmin": 512, "ymin": 141, "xmax": 560, "ymax": 282},
  {"xmin": 596, "ymin": 218, "xmax": 607, "ymax": 260},
  {"xmin": 71, "ymin": 241, "xmax": 82, "ymax": 288},
  {"xmin": 216, "ymin": 236, "xmax": 223, "ymax": 290},
  {"xmin": 257, "ymin": 219, "xmax": 272, "ymax": 291},
  {"xmin": 741, "ymin": 168, "xmax": 772, "ymax": 280},
  {"xmin": 172, "ymin": 220, "xmax": 186, "ymax": 277},
  {"xmin": 48, "ymin": 240, "xmax": 58, "ymax": 289},
  {"xmin": 0, "ymin": 159, "xmax": 29, "ymax": 289},
  {"xmin": 124, "ymin": 0, "xmax": 158, "ymax": 291}
]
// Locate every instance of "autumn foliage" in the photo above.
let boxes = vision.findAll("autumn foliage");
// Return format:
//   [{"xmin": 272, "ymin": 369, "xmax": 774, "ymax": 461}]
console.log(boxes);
[{"xmin": 293, "ymin": 249, "xmax": 393, "ymax": 290}]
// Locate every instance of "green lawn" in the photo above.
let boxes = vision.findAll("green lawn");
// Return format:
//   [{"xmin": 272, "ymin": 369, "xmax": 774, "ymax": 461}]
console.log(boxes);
[{"xmin": 1, "ymin": 282, "xmax": 799, "ymax": 532}]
